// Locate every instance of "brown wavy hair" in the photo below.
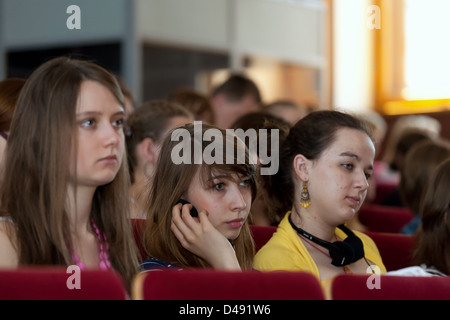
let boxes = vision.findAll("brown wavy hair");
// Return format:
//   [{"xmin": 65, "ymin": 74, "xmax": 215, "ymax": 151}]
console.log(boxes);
[{"xmin": 143, "ymin": 123, "xmax": 257, "ymax": 269}]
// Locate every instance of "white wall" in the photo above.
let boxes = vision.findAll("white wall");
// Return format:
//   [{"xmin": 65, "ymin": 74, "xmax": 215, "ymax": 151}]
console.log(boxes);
[
  {"xmin": 1, "ymin": 0, "xmax": 126, "ymax": 50},
  {"xmin": 332, "ymin": 0, "xmax": 374, "ymax": 112}
]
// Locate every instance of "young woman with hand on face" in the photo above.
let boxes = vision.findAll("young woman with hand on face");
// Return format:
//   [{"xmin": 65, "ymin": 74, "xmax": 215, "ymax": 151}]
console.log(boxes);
[
  {"xmin": 253, "ymin": 110, "xmax": 386, "ymax": 285},
  {"xmin": 140, "ymin": 123, "xmax": 256, "ymax": 271},
  {"xmin": 0, "ymin": 57, "xmax": 139, "ymax": 293}
]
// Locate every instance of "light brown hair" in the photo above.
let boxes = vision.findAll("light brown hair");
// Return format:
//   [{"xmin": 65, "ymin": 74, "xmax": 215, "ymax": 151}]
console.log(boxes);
[
  {"xmin": 413, "ymin": 158, "xmax": 450, "ymax": 275},
  {"xmin": 0, "ymin": 57, "xmax": 139, "ymax": 291},
  {"xmin": 400, "ymin": 139, "xmax": 450, "ymax": 215},
  {"xmin": 143, "ymin": 123, "xmax": 256, "ymax": 269}
]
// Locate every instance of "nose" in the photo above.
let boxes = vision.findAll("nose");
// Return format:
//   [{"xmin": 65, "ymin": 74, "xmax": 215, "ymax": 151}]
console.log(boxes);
[
  {"xmin": 102, "ymin": 123, "xmax": 121, "ymax": 148},
  {"xmin": 229, "ymin": 185, "xmax": 248, "ymax": 212},
  {"xmin": 355, "ymin": 171, "xmax": 370, "ymax": 191}
]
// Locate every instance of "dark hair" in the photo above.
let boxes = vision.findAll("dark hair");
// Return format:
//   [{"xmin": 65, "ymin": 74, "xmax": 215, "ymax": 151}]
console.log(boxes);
[
  {"xmin": 390, "ymin": 130, "xmax": 431, "ymax": 171},
  {"xmin": 143, "ymin": 123, "xmax": 257, "ymax": 269},
  {"xmin": 168, "ymin": 88, "xmax": 215, "ymax": 124},
  {"xmin": 0, "ymin": 78, "xmax": 26, "ymax": 132},
  {"xmin": 413, "ymin": 158, "xmax": 450, "ymax": 275},
  {"xmin": 400, "ymin": 139, "xmax": 450, "ymax": 215},
  {"xmin": 262, "ymin": 110, "xmax": 373, "ymax": 218},
  {"xmin": 212, "ymin": 74, "xmax": 262, "ymax": 104},
  {"xmin": 231, "ymin": 112, "xmax": 291, "ymax": 226}
]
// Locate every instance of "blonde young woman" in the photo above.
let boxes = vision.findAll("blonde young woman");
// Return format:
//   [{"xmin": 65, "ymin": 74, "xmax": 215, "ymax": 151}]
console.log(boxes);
[
  {"xmin": 141, "ymin": 123, "xmax": 256, "ymax": 271},
  {"xmin": 0, "ymin": 57, "xmax": 139, "ymax": 292}
]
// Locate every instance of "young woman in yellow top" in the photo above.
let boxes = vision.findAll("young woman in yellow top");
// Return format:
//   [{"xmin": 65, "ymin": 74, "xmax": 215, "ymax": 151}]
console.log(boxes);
[{"xmin": 254, "ymin": 110, "xmax": 386, "ymax": 285}]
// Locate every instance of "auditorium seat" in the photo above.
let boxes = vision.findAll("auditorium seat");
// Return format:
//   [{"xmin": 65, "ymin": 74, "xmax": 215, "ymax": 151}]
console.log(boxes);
[
  {"xmin": 249, "ymin": 225, "xmax": 277, "ymax": 252},
  {"xmin": 329, "ymin": 273, "xmax": 450, "ymax": 300},
  {"xmin": 364, "ymin": 231, "xmax": 413, "ymax": 271},
  {"xmin": 358, "ymin": 204, "xmax": 414, "ymax": 233},
  {"xmin": 0, "ymin": 267, "xmax": 127, "ymax": 300},
  {"xmin": 132, "ymin": 269, "xmax": 325, "ymax": 300},
  {"xmin": 131, "ymin": 218, "xmax": 147, "ymax": 261}
]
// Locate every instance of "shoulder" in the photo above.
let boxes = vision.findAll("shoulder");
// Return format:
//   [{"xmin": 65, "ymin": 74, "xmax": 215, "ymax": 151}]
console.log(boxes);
[
  {"xmin": 387, "ymin": 265, "xmax": 446, "ymax": 277},
  {"xmin": 0, "ymin": 218, "xmax": 18, "ymax": 267},
  {"xmin": 140, "ymin": 258, "xmax": 182, "ymax": 271},
  {"xmin": 254, "ymin": 215, "xmax": 317, "ymax": 273}
]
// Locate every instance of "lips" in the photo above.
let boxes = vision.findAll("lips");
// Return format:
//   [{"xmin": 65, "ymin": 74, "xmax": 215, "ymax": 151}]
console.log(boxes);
[
  {"xmin": 226, "ymin": 218, "xmax": 244, "ymax": 229},
  {"xmin": 99, "ymin": 155, "xmax": 118, "ymax": 163},
  {"xmin": 346, "ymin": 196, "xmax": 361, "ymax": 207}
]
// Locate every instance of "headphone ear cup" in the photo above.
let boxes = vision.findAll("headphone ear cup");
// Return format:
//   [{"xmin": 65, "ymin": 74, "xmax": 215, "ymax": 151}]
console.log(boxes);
[
  {"xmin": 329, "ymin": 241, "xmax": 355, "ymax": 266},
  {"xmin": 343, "ymin": 234, "xmax": 364, "ymax": 261}
]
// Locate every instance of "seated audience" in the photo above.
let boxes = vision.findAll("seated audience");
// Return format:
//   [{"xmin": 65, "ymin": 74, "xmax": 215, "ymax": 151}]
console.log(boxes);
[
  {"xmin": 0, "ymin": 57, "xmax": 139, "ymax": 293},
  {"xmin": 140, "ymin": 123, "xmax": 257, "ymax": 271},
  {"xmin": 231, "ymin": 111, "xmax": 290, "ymax": 226},
  {"xmin": 168, "ymin": 88, "xmax": 215, "ymax": 124},
  {"xmin": 210, "ymin": 74, "xmax": 262, "ymax": 129},
  {"xmin": 253, "ymin": 110, "xmax": 386, "ymax": 285},
  {"xmin": 264, "ymin": 99, "xmax": 311, "ymax": 127},
  {"xmin": 388, "ymin": 158, "xmax": 450, "ymax": 276},
  {"xmin": 126, "ymin": 100, "xmax": 193, "ymax": 218},
  {"xmin": 398, "ymin": 139, "xmax": 450, "ymax": 234},
  {"xmin": 380, "ymin": 130, "xmax": 433, "ymax": 207}
]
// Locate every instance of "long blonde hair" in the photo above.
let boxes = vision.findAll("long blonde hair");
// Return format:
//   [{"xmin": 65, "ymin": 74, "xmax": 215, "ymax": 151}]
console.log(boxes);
[{"xmin": 0, "ymin": 57, "xmax": 139, "ymax": 291}]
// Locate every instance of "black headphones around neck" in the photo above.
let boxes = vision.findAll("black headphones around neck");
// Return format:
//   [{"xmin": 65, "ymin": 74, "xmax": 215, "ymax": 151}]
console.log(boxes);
[{"xmin": 288, "ymin": 213, "xmax": 365, "ymax": 267}]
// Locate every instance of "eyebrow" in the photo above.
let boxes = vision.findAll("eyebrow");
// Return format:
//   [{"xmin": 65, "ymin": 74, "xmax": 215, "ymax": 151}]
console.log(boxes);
[
  {"xmin": 339, "ymin": 151, "xmax": 374, "ymax": 170},
  {"xmin": 76, "ymin": 110, "xmax": 125, "ymax": 118}
]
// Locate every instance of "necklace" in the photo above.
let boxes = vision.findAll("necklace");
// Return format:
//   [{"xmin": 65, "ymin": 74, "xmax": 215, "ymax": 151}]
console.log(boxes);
[{"xmin": 72, "ymin": 219, "xmax": 111, "ymax": 270}]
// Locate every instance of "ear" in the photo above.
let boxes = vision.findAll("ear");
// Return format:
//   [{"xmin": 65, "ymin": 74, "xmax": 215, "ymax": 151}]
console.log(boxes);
[
  {"xmin": 137, "ymin": 137, "xmax": 158, "ymax": 165},
  {"xmin": 293, "ymin": 154, "xmax": 310, "ymax": 182}
]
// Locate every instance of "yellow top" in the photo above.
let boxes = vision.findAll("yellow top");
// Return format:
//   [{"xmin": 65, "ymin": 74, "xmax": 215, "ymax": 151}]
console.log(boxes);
[{"xmin": 253, "ymin": 212, "xmax": 387, "ymax": 287}]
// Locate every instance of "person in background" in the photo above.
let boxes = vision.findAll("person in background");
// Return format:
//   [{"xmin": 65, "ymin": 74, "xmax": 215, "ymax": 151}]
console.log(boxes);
[
  {"xmin": 231, "ymin": 111, "xmax": 290, "ymax": 226},
  {"xmin": 210, "ymin": 74, "xmax": 262, "ymax": 129},
  {"xmin": 398, "ymin": 139, "xmax": 450, "ymax": 234},
  {"xmin": 380, "ymin": 130, "xmax": 432, "ymax": 207},
  {"xmin": 388, "ymin": 158, "xmax": 450, "ymax": 276},
  {"xmin": 140, "ymin": 123, "xmax": 257, "ymax": 271},
  {"xmin": 264, "ymin": 99, "xmax": 311, "ymax": 127},
  {"xmin": 0, "ymin": 57, "xmax": 139, "ymax": 293},
  {"xmin": 115, "ymin": 75, "xmax": 136, "ymax": 118},
  {"xmin": 0, "ymin": 78, "xmax": 26, "ymax": 176},
  {"xmin": 126, "ymin": 100, "xmax": 193, "ymax": 219},
  {"xmin": 381, "ymin": 115, "xmax": 441, "ymax": 186},
  {"xmin": 254, "ymin": 110, "xmax": 386, "ymax": 286},
  {"xmin": 168, "ymin": 88, "xmax": 215, "ymax": 124}
]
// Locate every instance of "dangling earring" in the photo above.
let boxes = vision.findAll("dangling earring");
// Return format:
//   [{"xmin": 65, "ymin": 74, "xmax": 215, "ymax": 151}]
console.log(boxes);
[{"xmin": 300, "ymin": 184, "xmax": 311, "ymax": 208}]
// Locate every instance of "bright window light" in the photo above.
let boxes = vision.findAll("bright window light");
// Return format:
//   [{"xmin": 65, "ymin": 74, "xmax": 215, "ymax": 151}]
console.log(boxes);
[{"xmin": 403, "ymin": 0, "xmax": 450, "ymax": 100}]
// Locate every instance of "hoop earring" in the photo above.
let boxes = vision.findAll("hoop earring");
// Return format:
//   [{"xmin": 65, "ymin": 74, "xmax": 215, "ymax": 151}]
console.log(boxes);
[{"xmin": 300, "ymin": 184, "xmax": 311, "ymax": 208}]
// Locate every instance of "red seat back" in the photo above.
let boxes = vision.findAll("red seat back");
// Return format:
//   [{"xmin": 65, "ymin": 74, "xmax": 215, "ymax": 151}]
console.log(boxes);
[
  {"xmin": 0, "ymin": 267, "xmax": 127, "ymax": 300},
  {"xmin": 133, "ymin": 269, "xmax": 325, "ymax": 300},
  {"xmin": 249, "ymin": 225, "xmax": 277, "ymax": 252},
  {"xmin": 358, "ymin": 204, "xmax": 414, "ymax": 233},
  {"xmin": 131, "ymin": 218, "xmax": 147, "ymax": 261},
  {"xmin": 364, "ymin": 231, "xmax": 413, "ymax": 271},
  {"xmin": 330, "ymin": 274, "xmax": 450, "ymax": 300}
]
